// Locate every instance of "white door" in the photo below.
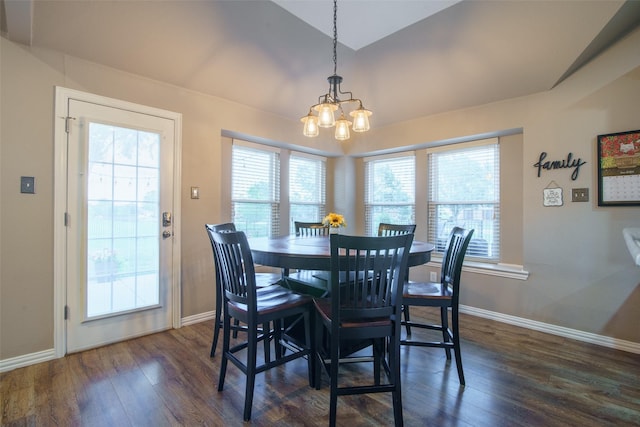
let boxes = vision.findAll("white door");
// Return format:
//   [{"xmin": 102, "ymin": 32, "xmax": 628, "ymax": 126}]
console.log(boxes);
[{"xmin": 60, "ymin": 91, "xmax": 180, "ymax": 353}]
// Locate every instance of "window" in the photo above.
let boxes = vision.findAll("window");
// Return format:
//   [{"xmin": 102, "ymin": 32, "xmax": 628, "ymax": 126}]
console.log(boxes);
[
  {"xmin": 428, "ymin": 139, "xmax": 500, "ymax": 260},
  {"xmin": 231, "ymin": 141, "xmax": 280, "ymax": 237},
  {"xmin": 364, "ymin": 153, "xmax": 415, "ymax": 235},
  {"xmin": 289, "ymin": 153, "xmax": 326, "ymax": 231},
  {"xmin": 229, "ymin": 138, "xmax": 328, "ymax": 237}
]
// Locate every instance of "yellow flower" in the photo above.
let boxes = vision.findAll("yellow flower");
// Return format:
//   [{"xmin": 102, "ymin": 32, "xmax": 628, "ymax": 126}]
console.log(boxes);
[{"xmin": 323, "ymin": 212, "xmax": 346, "ymax": 228}]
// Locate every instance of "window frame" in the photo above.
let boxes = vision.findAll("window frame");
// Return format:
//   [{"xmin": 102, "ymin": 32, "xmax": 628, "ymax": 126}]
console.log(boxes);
[
  {"xmin": 427, "ymin": 138, "xmax": 500, "ymax": 262},
  {"xmin": 229, "ymin": 138, "xmax": 327, "ymax": 238},
  {"xmin": 364, "ymin": 152, "xmax": 416, "ymax": 236}
]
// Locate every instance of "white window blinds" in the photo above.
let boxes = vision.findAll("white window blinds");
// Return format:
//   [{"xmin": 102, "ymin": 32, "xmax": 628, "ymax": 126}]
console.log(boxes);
[
  {"xmin": 289, "ymin": 153, "xmax": 326, "ymax": 230},
  {"xmin": 231, "ymin": 140, "xmax": 280, "ymax": 237},
  {"xmin": 428, "ymin": 139, "xmax": 500, "ymax": 260},
  {"xmin": 364, "ymin": 153, "xmax": 415, "ymax": 236}
]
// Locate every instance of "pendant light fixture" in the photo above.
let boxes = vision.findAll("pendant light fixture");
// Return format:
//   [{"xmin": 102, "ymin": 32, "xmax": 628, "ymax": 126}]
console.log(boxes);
[{"xmin": 300, "ymin": 0, "xmax": 372, "ymax": 141}]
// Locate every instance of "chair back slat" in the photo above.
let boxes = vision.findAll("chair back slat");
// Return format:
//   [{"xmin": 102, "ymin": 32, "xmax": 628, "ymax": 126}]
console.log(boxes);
[
  {"xmin": 377, "ymin": 223, "xmax": 416, "ymax": 236},
  {"xmin": 330, "ymin": 234, "xmax": 413, "ymax": 324},
  {"xmin": 295, "ymin": 221, "xmax": 329, "ymax": 237}
]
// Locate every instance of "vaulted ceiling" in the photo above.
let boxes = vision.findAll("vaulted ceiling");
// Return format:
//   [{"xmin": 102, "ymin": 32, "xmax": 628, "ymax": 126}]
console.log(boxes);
[{"xmin": 2, "ymin": 0, "xmax": 639, "ymax": 128}]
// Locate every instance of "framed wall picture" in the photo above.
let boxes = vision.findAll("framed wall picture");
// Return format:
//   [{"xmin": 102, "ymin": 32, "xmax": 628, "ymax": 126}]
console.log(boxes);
[{"xmin": 597, "ymin": 129, "xmax": 640, "ymax": 206}]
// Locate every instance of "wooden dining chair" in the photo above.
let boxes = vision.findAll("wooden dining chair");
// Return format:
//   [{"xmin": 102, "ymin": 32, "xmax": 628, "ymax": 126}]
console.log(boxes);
[
  {"xmin": 400, "ymin": 227, "xmax": 474, "ymax": 385},
  {"xmin": 210, "ymin": 229, "xmax": 314, "ymax": 421},
  {"xmin": 286, "ymin": 221, "xmax": 331, "ymax": 291},
  {"xmin": 313, "ymin": 233, "xmax": 413, "ymax": 427},
  {"xmin": 295, "ymin": 221, "xmax": 329, "ymax": 237},
  {"xmin": 377, "ymin": 223, "xmax": 416, "ymax": 236},
  {"xmin": 205, "ymin": 223, "xmax": 280, "ymax": 358}
]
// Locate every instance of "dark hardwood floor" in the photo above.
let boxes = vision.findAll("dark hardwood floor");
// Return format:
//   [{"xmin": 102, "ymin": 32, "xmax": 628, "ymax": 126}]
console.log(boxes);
[{"xmin": 2, "ymin": 308, "xmax": 639, "ymax": 426}]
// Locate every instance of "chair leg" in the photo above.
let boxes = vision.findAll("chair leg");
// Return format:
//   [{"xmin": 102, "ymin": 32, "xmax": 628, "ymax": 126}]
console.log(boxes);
[
  {"xmin": 304, "ymin": 311, "xmax": 315, "ymax": 388},
  {"xmin": 263, "ymin": 321, "xmax": 271, "ymax": 363},
  {"xmin": 243, "ymin": 322, "xmax": 259, "ymax": 421},
  {"xmin": 314, "ymin": 313, "xmax": 323, "ymax": 390},
  {"xmin": 390, "ymin": 332, "xmax": 404, "ymax": 427},
  {"xmin": 440, "ymin": 307, "xmax": 452, "ymax": 360},
  {"xmin": 211, "ymin": 318, "xmax": 221, "ymax": 357},
  {"xmin": 329, "ymin": 331, "xmax": 340, "ymax": 427},
  {"xmin": 232, "ymin": 318, "xmax": 240, "ymax": 338},
  {"xmin": 402, "ymin": 305, "xmax": 412, "ymax": 337},
  {"xmin": 211, "ymin": 285, "xmax": 224, "ymax": 357},
  {"xmin": 217, "ymin": 314, "xmax": 231, "ymax": 391},
  {"xmin": 451, "ymin": 308, "xmax": 465, "ymax": 386},
  {"xmin": 373, "ymin": 339, "xmax": 382, "ymax": 386}
]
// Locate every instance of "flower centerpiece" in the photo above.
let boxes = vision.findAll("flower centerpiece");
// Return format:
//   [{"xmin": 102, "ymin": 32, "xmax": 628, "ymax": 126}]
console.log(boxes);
[{"xmin": 322, "ymin": 212, "xmax": 346, "ymax": 234}]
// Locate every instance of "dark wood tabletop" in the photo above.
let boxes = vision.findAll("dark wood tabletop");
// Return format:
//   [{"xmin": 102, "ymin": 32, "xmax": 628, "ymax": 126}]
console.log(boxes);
[{"xmin": 249, "ymin": 235, "xmax": 434, "ymax": 272}]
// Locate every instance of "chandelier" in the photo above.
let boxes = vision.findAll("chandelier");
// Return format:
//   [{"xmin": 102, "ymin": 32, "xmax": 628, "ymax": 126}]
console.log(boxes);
[{"xmin": 300, "ymin": 0, "xmax": 372, "ymax": 141}]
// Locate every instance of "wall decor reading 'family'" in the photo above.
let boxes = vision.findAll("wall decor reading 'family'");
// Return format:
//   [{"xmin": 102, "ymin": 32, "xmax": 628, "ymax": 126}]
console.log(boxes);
[
  {"xmin": 597, "ymin": 129, "xmax": 640, "ymax": 206},
  {"xmin": 533, "ymin": 152, "xmax": 586, "ymax": 181}
]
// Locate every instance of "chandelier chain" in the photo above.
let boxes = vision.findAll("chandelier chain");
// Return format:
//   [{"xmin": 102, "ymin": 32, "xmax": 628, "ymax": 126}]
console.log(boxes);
[{"xmin": 333, "ymin": 0, "xmax": 337, "ymax": 76}]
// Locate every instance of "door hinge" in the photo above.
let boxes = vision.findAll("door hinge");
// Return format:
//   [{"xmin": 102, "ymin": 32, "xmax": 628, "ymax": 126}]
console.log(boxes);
[
  {"xmin": 64, "ymin": 212, "xmax": 70, "ymax": 227},
  {"xmin": 64, "ymin": 305, "xmax": 69, "ymax": 320},
  {"xmin": 64, "ymin": 116, "xmax": 76, "ymax": 134}
]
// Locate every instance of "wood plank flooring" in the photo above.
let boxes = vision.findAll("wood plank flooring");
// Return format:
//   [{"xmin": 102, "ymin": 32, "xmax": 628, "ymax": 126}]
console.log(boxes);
[{"xmin": 2, "ymin": 308, "xmax": 639, "ymax": 426}]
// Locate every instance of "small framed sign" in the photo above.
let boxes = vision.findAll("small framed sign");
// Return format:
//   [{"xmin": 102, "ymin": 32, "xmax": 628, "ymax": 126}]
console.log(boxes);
[
  {"xmin": 597, "ymin": 129, "xmax": 640, "ymax": 206},
  {"xmin": 543, "ymin": 182, "xmax": 563, "ymax": 207}
]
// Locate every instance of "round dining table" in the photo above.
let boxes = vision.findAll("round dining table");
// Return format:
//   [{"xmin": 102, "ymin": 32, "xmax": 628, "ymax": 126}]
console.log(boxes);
[{"xmin": 249, "ymin": 235, "xmax": 435, "ymax": 272}]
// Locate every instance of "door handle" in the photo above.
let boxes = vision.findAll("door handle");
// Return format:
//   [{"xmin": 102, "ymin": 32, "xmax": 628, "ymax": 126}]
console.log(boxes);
[
  {"xmin": 162, "ymin": 230, "xmax": 172, "ymax": 239},
  {"xmin": 162, "ymin": 212, "xmax": 172, "ymax": 227}
]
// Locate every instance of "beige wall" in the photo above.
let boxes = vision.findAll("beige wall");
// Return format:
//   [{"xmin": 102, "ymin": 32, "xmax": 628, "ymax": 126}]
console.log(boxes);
[
  {"xmin": 349, "ymin": 27, "xmax": 640, "ymax": 341},
  {"xmin": 2, "ymin": 25, "xmax": 640, "ymax": 362}
]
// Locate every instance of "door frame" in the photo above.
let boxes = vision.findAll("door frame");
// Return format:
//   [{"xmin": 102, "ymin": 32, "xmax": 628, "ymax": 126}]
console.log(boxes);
[{"xmin": 53, "ymin": 86, "xmax": 182, "ymax": 357}]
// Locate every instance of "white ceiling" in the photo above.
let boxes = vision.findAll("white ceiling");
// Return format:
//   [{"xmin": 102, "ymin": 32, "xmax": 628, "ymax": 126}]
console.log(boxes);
[
  {"xmin": 2, "ymin": 0, "xmax": 639, "ymax": 129},
  {"xmin": 272, "ymin": 0, "xmax": 463, "ymax": 50}
]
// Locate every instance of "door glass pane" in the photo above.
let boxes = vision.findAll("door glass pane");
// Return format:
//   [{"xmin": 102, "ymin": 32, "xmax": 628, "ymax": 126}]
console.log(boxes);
[{"xmin": 86, "ymin": 123, "xmax": 160, "ymax": 318}]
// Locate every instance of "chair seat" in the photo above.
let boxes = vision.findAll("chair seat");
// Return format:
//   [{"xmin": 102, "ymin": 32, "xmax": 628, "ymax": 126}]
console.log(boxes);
[
  {"xmin": 228, "ymin": 284, "xmax": 312, "ymax": 318},
  {"xmin": 255, "ymin": 272, "xmax": 282, "ymax": 288},
  {"xmin": 403, "ymin": 281, "xmax": 452, "ymax": 300},
  {"xmin": 314, "ymin": 298, "xmax": 391, "ymax": 328}
]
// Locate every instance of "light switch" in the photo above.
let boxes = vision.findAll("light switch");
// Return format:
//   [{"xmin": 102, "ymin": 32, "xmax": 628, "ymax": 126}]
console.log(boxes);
[
  {"xmin": 571, "ymin": 188, "xmax": 589, "ymax": 202},
  {"xmin": 21, "ymin": 176, "xmax": 35, "ymax": 194},
  {"xmin": 191, "ymin": 186, "xmax": 200, "ymax": 199}
]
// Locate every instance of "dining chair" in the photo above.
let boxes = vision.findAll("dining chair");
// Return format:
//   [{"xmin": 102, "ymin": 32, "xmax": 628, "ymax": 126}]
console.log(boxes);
[
  {"xmin": 377, "ymin": 223, "xmax": 416, "ymax": 236},
  {"xmin": 286, "ymin": 221, "xmax": 331, "ymax": 291},
  {"xmin": 400, "ymin": 226, "xmax": 474, "ymax": 386},
  {"xmin": 205, "ymin": 223, "xmax": 280, "ymax": 358},
  {"xmin": 314, "ymin": 233, "xmax": 413, "ymax": 427},
  {"xmin": 210, "ymin": 229, "xmax": 314, "ymax": 421},
  {"xmin": 295, "ymin": 221, "xmax": 329, "ymax": 237}
]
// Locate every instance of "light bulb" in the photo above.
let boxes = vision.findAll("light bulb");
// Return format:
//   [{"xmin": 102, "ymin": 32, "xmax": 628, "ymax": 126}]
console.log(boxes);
[
  {"xmin": 300, "ymin": 114, "xmax": 319, "ymax": 137},
  {"xmin": 335, "ymin": 117, "xmax": 352, "ymax": 141},
  {"xmin": 315, "ymin": 103, "xmax": 337, "ymax": 127},
  {"xmin": 350, "ymin": 107, "xmax": 372, "ymax": 132}
]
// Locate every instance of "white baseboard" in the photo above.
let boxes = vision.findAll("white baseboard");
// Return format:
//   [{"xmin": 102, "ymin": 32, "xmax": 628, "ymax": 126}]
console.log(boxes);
[
  {"xmin": 460, "ymin": 305, "xmax": 640, "ymax": 354},
  {"xmin": 0, "ymin": 349, "xmax": 57, "ymax": 373},
  {"xmin": 4, "ymin": 307, "xmax": 638, "ymax": 373},
  {"xmin": 181, "ymin": 310, "xmax": 215, "ymax": 326}
]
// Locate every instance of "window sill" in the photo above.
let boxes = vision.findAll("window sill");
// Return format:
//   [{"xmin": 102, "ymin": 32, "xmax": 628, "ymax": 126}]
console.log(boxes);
[{"xmin": 426, "ymin": 258, "xmax": 529, "ymax": 281}]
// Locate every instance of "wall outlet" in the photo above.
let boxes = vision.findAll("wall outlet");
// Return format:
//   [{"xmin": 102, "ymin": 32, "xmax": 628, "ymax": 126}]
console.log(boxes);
[{"xmin": 430, "ymin": 271, "xmax": 438, "ymax": 282}]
